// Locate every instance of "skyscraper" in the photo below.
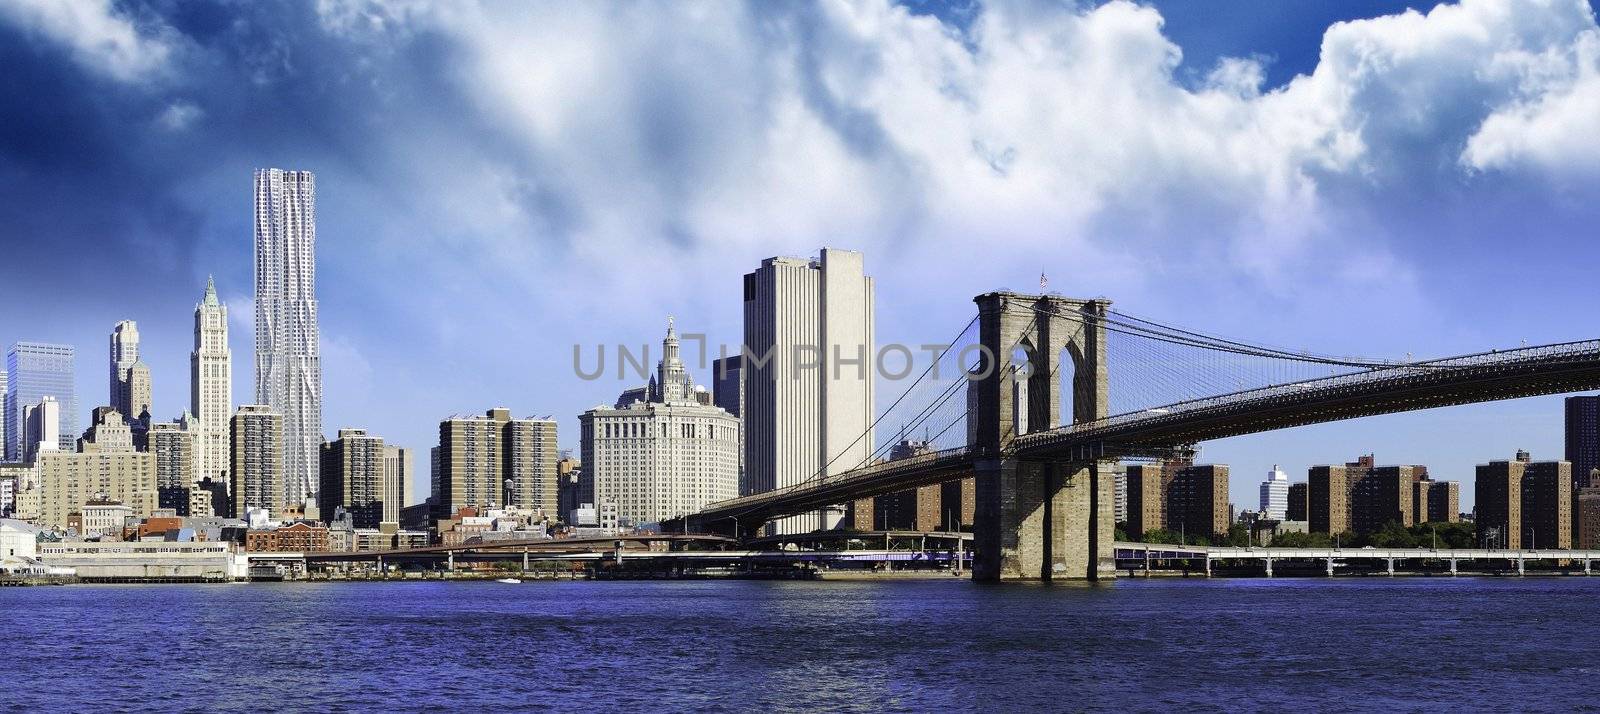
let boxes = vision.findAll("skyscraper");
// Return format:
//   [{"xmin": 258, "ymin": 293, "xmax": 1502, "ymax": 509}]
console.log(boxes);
[
  {"xmin": 108, "ymin": 321, "xmax": 151, "ymax": 429},
  {"xmin": 5, "ymin": 342, "xmax": 77, "ymax": 460},
  {"xmin": 254, "ymin": 168, "xmax": 323, "ymax": 508},
  {"xmin": 191, "ymin": 276, "xmax": 232, "ymax": 484},
  {"xmin": 742, "ymin": 249, "xmax": 874, "ymax": 534},
  {"xmin": 382, "ymin": 445, "xmax": 413, "ymax": 526},
  {"xmin": 1565, "ymin": 396, "xmax": 1600, "ymax": 484},
  {"xmin": 1259, "ymin": 465, "xmax": 1289, "ymax": 521}
]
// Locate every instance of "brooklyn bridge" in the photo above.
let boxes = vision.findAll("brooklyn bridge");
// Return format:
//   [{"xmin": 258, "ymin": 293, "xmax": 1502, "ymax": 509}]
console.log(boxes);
[{"xmin": 673, "ymin": 290, "xmax": 1600, "ymax": 581}]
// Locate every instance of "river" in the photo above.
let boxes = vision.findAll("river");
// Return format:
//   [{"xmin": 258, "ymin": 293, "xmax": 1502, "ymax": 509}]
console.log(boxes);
[{"xmin": 6, "ymin": 577, "xmax": 1595, "ymax": 710}]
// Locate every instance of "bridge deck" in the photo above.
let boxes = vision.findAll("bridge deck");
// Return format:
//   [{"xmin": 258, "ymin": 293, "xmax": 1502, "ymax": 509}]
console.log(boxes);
[{"xmin": 689, "ymin": 339, "xmax": 1600, "ymax": 528}]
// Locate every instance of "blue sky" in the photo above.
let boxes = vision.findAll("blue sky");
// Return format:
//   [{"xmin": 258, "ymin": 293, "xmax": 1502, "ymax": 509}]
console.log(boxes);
[{"xmin": 3, "ymin": 0, "xmax": 1600, "ymax": 508}]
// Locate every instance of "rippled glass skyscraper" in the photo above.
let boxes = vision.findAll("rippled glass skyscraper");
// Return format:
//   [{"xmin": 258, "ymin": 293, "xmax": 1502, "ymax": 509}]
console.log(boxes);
[
  {"xmin": 254, "ymin": 168, "xmax": 323, "ymax": 509},
  {"xmin": 4, "ymin": 342, "xmax": 77, "ymax": 461}
]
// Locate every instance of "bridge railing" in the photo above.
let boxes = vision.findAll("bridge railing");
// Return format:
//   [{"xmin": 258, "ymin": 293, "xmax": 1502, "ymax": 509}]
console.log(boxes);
[{"xmin": 1020, "ymin": 338, "xmax": 1600, "ymax": 447}]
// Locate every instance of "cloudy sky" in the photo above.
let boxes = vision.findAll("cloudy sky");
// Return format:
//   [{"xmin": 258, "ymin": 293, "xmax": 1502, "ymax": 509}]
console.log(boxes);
[{"xmin": 3, "ymin": 0, "xmax": 1599, "ymax": 507}]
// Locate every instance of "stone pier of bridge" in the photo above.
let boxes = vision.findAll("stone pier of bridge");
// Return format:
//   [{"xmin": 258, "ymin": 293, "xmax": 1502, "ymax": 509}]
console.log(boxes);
[{"xmin": 971, "ymin": 291, "xmax": 1117, "ymax": 581}]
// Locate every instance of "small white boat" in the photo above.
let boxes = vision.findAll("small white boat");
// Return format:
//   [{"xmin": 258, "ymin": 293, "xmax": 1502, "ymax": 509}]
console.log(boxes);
[{"xmin": 495, "ymin": 578, "xmax": 523, "ymax": 584}]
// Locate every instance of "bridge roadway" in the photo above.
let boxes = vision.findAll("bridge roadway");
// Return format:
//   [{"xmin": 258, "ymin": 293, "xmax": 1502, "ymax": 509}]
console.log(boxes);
[
  {"xmin": 1114, "ymin": 542, "xmax": 1600, "ymax": 576},
  {"xmin": 687, "ymin": 339, "xmax": 1600, "ymax": 531},
  {"xmin": 297, "ymin": 532, "xmax": 970, "ymax": 564},
  {"xmin": 1017, "ymin": 338, "xmax": 1600, "ymax": 459},
  {"xmin": 300, "ymin": 534, "xmax": 736, "ymax": 562}
]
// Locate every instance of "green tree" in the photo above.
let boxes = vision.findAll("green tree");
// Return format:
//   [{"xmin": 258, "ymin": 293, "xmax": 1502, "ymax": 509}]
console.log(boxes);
[
  {"xmin": 1370, "ymin": 521, "xmax": 1418, "ymax": 548},
  {"xmin": 1407, "ymin": 520, "xmax": 1475, "ymax": 548},
  {"xmin": 1114, "ymin": 521, "xmax": 1130, "ymax": 542},
  {"xmin": 1141, "ymin": 528, "xmax": 1182, "ymax": 545},
  {"xmin": 1224, "ymin": 524, "xmax": 1250, "ymax": 547}
]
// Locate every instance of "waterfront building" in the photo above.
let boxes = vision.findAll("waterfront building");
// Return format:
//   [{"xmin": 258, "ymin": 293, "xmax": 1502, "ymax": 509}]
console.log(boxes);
[
  {"xmin": 1167, "ymin": 464, "xmax": 1229, "ymax": 541},
  {"xmin": 742, "ymin": 249, "xmax": 874, "ymax": 534},
  {"xmin": 1308, "ymin": 456, "xmax": 1362, "ymax": 535},
  {"xmin": 149, "ymin": 416, "xmax": 197, "ymax": 514},
  {"xmin": 1351, "ymin": 465, "xmax": 1417, "ymax": 534},
  {"xmin": 108, "ymin": 321, "xmax": 152, "ymax": 437},
  {"xmin": 1124, "ymin": 463, "xmax": 1168, "ymax": 540},
  {"xmin": 940, "ymin": 477, "xmax": 977, "ymax": 532},
  {"xmin": 1259, "ymin": 466, "xmax": 1288, "ymax": 521},
  {"xmin": 436, "ymin": 408, "xmax": 558, "ymax": 518},
  {"xmin": 22, "ymin": 396, "xmax": 60, "ymax": 463},
  {"xmin": 1475, "ymin": 450, "xmax": 1571, "ymax": 549},
  {"xmin": 5, "ymin": 342, "xmax": 77, "ymax": 460},
  {"xmin": 1287, "ymin": 482, "xmax": 1308, "ymax": 521},
  {"xmin": 1113, "ymin": 467, "xmax": 1128, "ymax": 524},
  {"xmin": 382, "ymin": 445, "xmax": 413, "ymax": 527},
  {"xmin": 1, "ymin": 517, "xmax": 40, "ymax": 562},
  {"xmin": 192, "ymin": 277, "xmax": 233, "ymax": 485},
  {"xmin": 318, "ymin": 428, "xmax": 386, "ymax": 529},
  {"xmin": 1578, "ymin": 469, "xmax": 1600, "ymax": 549},
  {"xmin": 846, "ymin": 495, "xmax": 875, "ymax": 530},
  {"xmin": 1522, "ymin": 459, "xmax": 1572, "ymax": 549},
  {"xmin": 580, "ymin": 319, "xmax": 740, "ymax": 527},
  {"xmin": 1427, "ymin": 480, "xmax": 1460, "ymax": 523},
  {"xmin": 245, "ymin": 521, "xmax": 330, "ymax": 552},
  {"xmin": 80, "ymin": 499, "xmax": 133, "ymax": 536},
  {"xmin": 1309, "ymin": 455, "xmax": 1456, "ymax": 536},
  {"xmin": 254, "ymin": 168, "xmax": 324, "ymax": 510},
  {"xmin": 231, "ymin": 405, "xmax": 284, "ymax": 521},
  {"xmin": 36, "ymin": 413, "xmax": 158, "ymax": 530},
  {"xmin": 37, "ymin": 540, "xmax": 245, "ymax": 581},
  {"xmin": 1476, "ymin": 454, "xmax": 1525, "ymax": 548}
]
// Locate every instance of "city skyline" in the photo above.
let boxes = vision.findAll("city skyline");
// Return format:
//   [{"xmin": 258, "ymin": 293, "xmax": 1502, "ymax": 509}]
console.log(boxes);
[{"xmin": 4, "ymin": 0, "xmax": 1600, "ymax": 509}]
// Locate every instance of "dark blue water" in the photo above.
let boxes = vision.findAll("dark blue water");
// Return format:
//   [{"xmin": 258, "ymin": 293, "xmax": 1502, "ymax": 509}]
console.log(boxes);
[{"xmin": 5, "ymin": 577, "xmax": 1598, "ymax": 711}]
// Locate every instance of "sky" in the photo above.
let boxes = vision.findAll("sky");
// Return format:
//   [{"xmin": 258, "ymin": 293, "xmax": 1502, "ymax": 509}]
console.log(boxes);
[{"xmin": 3, "ymin": 0, "xmax": 1600, "ymax": 509}]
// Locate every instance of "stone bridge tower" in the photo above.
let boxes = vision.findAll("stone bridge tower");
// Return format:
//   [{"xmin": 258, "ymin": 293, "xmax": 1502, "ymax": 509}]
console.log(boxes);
[{"xmin": 971, "ymin": 291, "xmax": 1116, "ymax": 581}]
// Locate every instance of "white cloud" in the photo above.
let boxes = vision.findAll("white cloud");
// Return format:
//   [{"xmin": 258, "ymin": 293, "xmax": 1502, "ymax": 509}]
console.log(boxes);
[
  {"xmin": 156, "ymin": 100, "xmax": 202, "ymax": 131},
  {"xmin": 313, "ymin": 0, "xmax": 1600, "ymax": 357},
  {"xmin": 1463, "ymin": 23, "xmax": 1600, "ymax": 175},
  {"xmin": 0, "ymin": 0, "xmax": 174, "ymax": 82}
]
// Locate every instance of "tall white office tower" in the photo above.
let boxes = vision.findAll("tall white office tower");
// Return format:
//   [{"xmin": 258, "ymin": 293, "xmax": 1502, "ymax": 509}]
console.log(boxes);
[
  {"xmin": 191, "ymin": 277, "xmax": 233, "ymax": 485},
  {"xmin": 253, "ymin": 168, "xmax": 323, "ymax": 509},
  {"xmin": 22, "ymin": 396, "xmax": 60, "ymax": 463},
  {"xmin": 742, "ymin": 248, "xmax": 875, "ymax": 534},
  {"xmin": 109, "ymin": 321, "xmax": 137, "ymax": 413},
  {"xmin": 1259, "ymin": 465, "xmax": 1289, "ymax": 521}
]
